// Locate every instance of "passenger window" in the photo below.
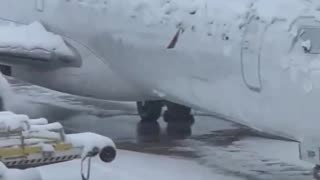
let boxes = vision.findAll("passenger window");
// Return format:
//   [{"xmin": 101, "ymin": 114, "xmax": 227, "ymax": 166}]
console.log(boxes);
[{"xmin": 299, "ymin": 27, "xmax": 320, "ymax": 54}]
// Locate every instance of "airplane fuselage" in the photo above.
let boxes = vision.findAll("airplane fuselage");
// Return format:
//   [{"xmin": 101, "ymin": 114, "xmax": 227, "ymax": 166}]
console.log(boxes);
[{"xmin": 1, "ymin": 0, "xmax": 320, "ymax": 139}]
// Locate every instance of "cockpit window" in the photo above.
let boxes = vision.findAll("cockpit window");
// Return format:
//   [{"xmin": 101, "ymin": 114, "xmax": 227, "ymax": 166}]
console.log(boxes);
[{"xmin": 299, "ymin": 26, "xmax": 320, "ymax": 54}]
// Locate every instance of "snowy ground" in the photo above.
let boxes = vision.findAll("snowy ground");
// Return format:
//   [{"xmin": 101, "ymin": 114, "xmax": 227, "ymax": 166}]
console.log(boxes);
[
  {"xmin": 40, "ymin": 150, "xmax": 241, "ymax": 180},
  {"xmin": 4, "ymin": 78, "xmax": 316, "ymax": 180}
]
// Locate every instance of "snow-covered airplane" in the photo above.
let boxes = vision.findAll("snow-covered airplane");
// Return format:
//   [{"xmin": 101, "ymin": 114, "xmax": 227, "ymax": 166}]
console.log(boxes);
[{"xmin": 2, "ymin": 0, "xmax": 320, "ymax": 157}]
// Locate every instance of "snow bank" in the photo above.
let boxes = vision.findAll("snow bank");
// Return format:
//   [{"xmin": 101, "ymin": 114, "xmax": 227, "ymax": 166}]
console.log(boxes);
[
  {"xmin": 39, "ymin": 150, "xmax": 242, "ymax": 180},
  {"xmin": 0, "ymin": 22, "xmax": 73, "ymax": 57},
  {"xmin": 182, "ymin": 137, "xmax": 312, "ymax": 179}
]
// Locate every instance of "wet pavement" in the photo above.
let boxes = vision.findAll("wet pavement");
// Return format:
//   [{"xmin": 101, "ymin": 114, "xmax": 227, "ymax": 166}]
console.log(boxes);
[{"xmin": 6, "ymin": 78, "xmax": 316, "ymax": 180}]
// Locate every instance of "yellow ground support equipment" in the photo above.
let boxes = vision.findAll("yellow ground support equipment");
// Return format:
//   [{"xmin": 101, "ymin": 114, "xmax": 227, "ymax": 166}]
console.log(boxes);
[{"xmin": 0, "ymin": 111, "xmax": 116, "ymax": 169}]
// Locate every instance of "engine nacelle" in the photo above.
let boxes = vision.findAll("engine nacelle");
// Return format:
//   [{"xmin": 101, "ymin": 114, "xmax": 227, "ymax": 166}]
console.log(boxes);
[{"xmin": 86, "ymin": 146, "xmax": 116, "ymax": 163}]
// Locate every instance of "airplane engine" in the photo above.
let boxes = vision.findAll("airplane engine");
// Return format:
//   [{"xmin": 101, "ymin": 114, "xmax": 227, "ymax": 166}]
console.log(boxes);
[{"xmin": 99, "ymin": 146, "xmax": 117, "ymax": 163}]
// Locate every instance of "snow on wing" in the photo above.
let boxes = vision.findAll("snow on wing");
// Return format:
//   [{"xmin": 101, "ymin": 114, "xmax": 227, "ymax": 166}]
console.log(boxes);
[{"xmin": 0, "ymin": 22, "xmax": 82, "ymax": 68}]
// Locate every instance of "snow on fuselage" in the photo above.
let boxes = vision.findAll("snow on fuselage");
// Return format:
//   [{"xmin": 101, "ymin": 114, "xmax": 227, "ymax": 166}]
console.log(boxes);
[{"xmin": 1, "ymin": 0, "xmax": 320, "ymax": 140}]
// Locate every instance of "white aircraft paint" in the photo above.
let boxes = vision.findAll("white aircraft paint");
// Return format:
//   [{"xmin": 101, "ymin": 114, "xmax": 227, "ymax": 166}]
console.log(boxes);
[{"xmin": 1, "ymin": 0, "xmax": 320, "ymax": 140}]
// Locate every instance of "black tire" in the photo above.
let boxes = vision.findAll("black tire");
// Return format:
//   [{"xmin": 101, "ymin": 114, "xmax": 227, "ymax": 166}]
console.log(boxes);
[
  {"xmin": 0, "ymin": 65, "xmax": 11, "ymax": 76},
  {"xmin": 137, "ymin": 101, "xmax": 163, "ymax": 122},
  {"xmin": 163, "ymin": 111, "xmax": 195, "ymax": 125},
  {"xmin": 163, "ymin": 101, "xmax": 194, "ymax": 124},
  {"xmin": 314, "ymin": 165, "xmax": 320, "ymax": 180},
  {"xmin": 165, "ymin": 101, "xmax": 191, "ymax": 115},
  {"xmin": 0, "ymin": 97, "xmax": 4, "ymax": 111}
]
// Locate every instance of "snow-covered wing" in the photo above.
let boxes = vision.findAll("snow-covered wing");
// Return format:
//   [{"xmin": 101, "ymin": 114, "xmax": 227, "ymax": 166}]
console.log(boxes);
[{"xmin": 0, "ymin": 22, "xmax": 81, "ymax": 68}]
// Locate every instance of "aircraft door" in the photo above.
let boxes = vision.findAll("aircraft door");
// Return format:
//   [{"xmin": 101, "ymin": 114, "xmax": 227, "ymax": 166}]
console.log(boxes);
[{"xmin": 241, "ymin": 16, "xmax": 265, "ymax": 92}]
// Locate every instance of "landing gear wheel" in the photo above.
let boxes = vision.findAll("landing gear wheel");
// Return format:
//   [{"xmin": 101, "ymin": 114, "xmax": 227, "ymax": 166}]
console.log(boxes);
[
  {"xmin": 0, "ymin": 65, "xmax": 11, "ymax": 76},
  {"xmin": 0, "ymin": 97, "xmax": 4, "ymax": 111},
  {"xmin": 165, "ymin": 102, "xmax": 191, "ymax": 116},
  {"xmin": 163, "ymin": 111, "xmax": 195, "ymax": 125},
  {"xmin": 163, "ymin": 101, "xmax": 194, "ymax": 125},
  {"xmin": 137, "ymin": 101, "xmax": 163, "ymax": 122},
  {"xmin": 313, "ymin": 165, "xmax": 320, "ymax": 180}
]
